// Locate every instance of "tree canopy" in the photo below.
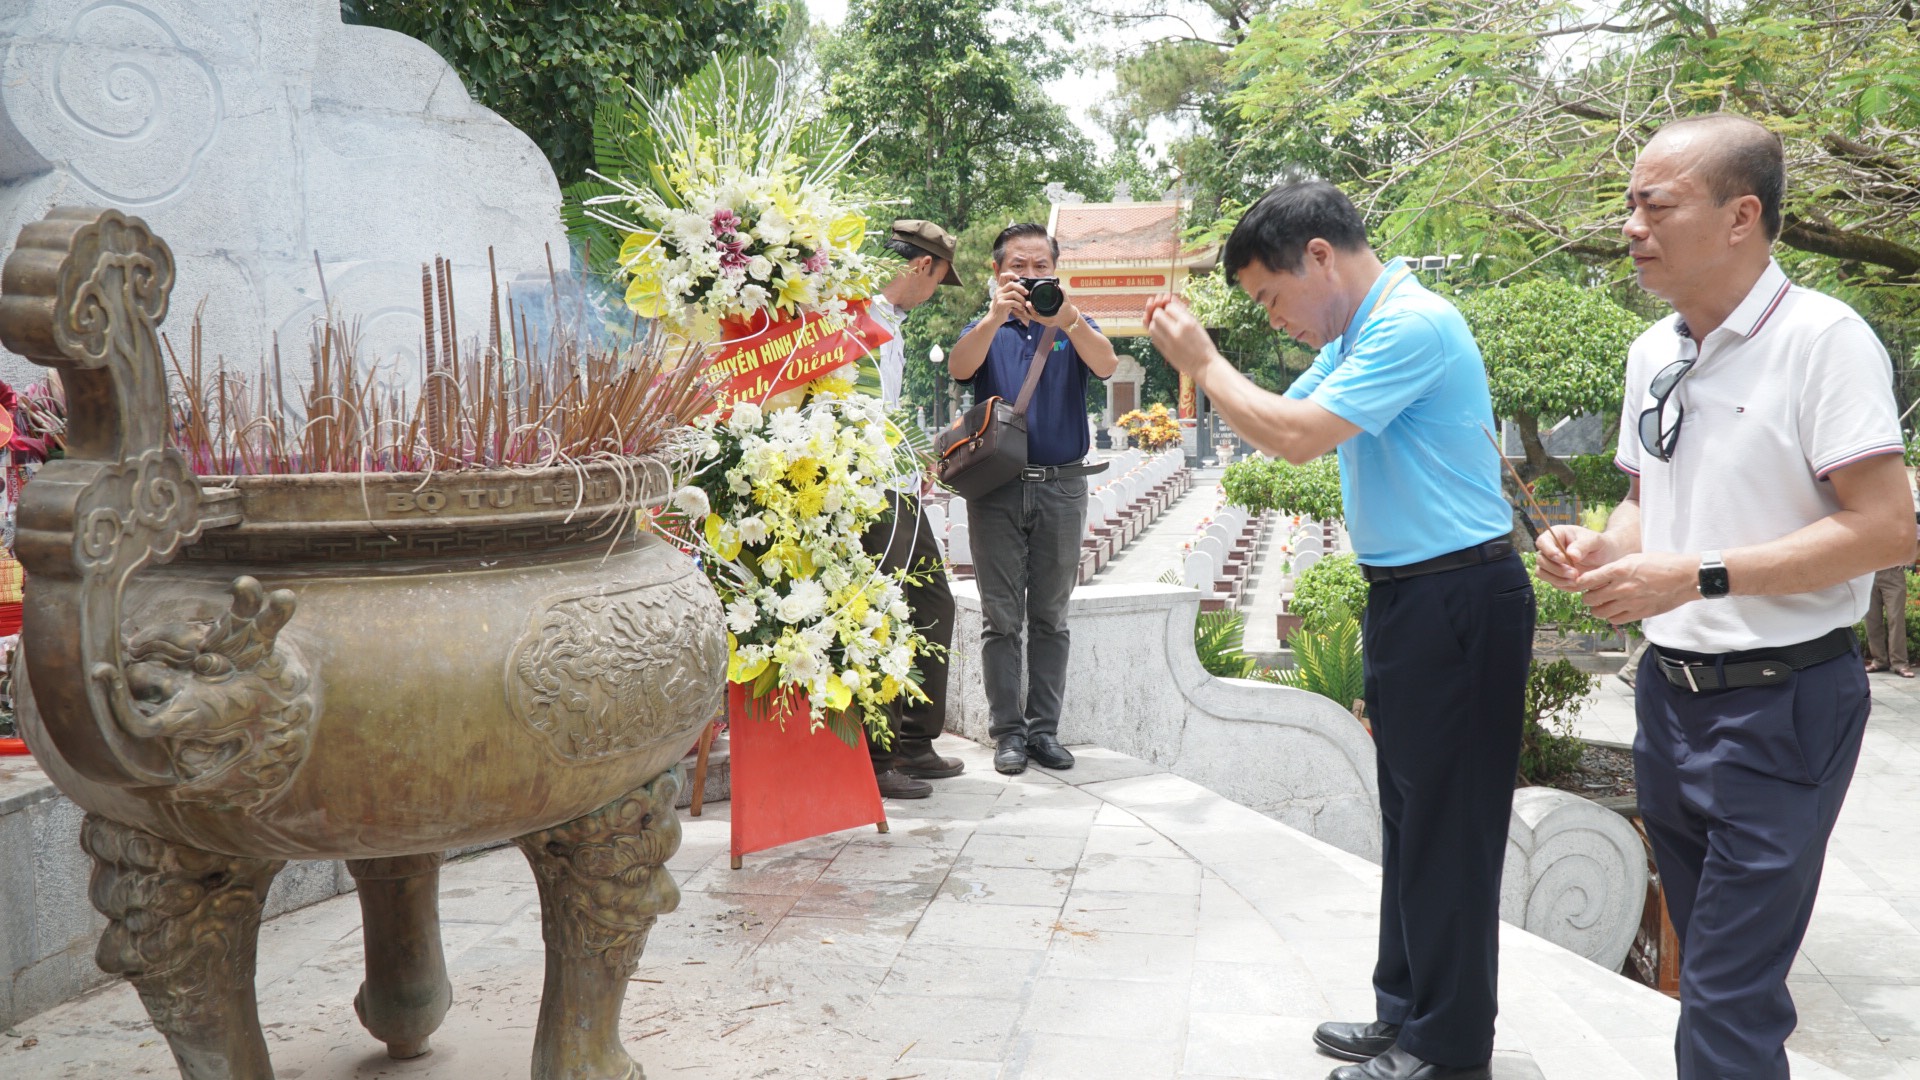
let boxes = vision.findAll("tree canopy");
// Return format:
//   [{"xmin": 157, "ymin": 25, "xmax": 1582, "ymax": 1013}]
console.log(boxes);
[
  {"xmin": 349, "ymin": 0, "xmax": 791, "ymax": 184},
  {"xmin": 816, "ymin": 0, "xmax": 1102, "ymax": 236},
  {"xmin": 1455, "ymin": 278, "xmax": 1648, "ymax": 488},
  {"xmin": 1224, "ymin": 0, "xmax": 1920, "ymax": 296}
]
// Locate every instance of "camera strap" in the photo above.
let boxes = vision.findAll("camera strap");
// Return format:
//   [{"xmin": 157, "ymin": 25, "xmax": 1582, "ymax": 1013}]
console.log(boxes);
[{"xmin": 1010, "ymin": 326, "xmax": 1060, "ymax": 417}]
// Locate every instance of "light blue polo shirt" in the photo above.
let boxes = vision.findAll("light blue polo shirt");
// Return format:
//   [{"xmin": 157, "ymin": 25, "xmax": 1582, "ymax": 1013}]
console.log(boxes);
[{"xmin": 1284, "ymin": 258, "xmax": 1511, "ymax": 567}]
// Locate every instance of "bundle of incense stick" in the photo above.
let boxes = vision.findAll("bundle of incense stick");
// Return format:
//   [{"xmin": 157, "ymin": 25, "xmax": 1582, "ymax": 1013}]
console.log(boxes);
[{"xmin": 163, "ymin": 253, "xmax": 717, "ymax": 476}]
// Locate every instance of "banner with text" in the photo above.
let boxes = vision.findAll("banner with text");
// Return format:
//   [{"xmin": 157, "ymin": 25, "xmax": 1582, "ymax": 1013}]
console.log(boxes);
[{"xmin": 707, "ymin": 300, "xmax": 893, "ymax": 410}]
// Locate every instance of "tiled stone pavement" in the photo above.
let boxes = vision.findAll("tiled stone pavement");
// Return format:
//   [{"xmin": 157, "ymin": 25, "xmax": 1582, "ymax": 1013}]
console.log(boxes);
[
  {"xmin": 6, "ymin": 737, "xmax": 1850, "ymax": 1080},
  {"xmin": 1579, "ymin": 665, "xmax": 1920, "ymax": 1079}
]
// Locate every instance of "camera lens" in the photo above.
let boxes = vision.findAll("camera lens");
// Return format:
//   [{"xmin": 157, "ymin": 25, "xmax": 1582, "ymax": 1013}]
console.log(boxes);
[{"xmin": 1026, "ymin": 278, "xmax": 1064, "ymax": 318}]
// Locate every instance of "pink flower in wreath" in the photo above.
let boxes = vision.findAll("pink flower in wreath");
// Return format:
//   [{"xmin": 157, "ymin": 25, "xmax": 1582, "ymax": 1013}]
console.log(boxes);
[
  {"xmin": 802, "ymin": 252, "xmax": 830, "ymax": 274},
  {"xmin": 712, "ymin": 208, "xmax": 742, "ymax": 237}
]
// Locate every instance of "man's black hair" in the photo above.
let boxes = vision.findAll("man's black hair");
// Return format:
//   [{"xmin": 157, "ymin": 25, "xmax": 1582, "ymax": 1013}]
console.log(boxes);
[
  {"xmin": 883, "ymin": 237, "xmax": 940, "ymax": 265},
  {"xmin": 1222, "ymin": 180, "xmax": 1371, "ymax": 285},
  {"xmin": 1655, "ymin": 113, "xmax": 1786, "ymax": 242},
  {"xmin": 991, "ymin": 222, "xmax": 1059, "ymax": 266}
]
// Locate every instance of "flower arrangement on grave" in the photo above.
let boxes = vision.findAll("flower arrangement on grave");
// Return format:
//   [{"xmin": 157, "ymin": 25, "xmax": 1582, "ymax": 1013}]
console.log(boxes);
[
  {"xmin": 574, "ymin": 58, "xmax": 932, "ymax": 747},
  {"xmin": 1117, "ymin": 402, "xmax": 1183, "ymax": 450},
  {"xmin": 575, "ymin": 59, "xmax": 898, "ymax": 353},
  {"xmin": 673, "ymin": 388, "xmax": 934, "ymax": 747}
]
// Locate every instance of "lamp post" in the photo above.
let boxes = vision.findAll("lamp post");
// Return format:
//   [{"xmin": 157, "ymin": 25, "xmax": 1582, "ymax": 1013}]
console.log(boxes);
[{"xmin": 930, "ymin": 344, "xmax": 953, "ymax": 426}]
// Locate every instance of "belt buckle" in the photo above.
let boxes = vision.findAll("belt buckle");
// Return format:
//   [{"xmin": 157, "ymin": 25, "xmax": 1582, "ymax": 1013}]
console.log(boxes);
[
  {"xmin": 1019, "ymin": 466, "xmax": 1048, "ymax": 481},
  {"xmin": 1682, "ymin": 663, "xmax": 1700, "ymax": 693}
]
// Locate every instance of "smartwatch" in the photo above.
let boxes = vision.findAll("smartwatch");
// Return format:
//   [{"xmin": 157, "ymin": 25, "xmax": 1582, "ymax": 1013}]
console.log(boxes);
[{"xmin": 1698, "ymin": 550, "xmax": 1730, "ymax": 598}]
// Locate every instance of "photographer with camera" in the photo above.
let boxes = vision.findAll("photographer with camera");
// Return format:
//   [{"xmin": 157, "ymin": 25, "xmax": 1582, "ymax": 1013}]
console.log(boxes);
[{"xmin": 947, "ymin": 222, "xmax": 1119, "ymax": 775}]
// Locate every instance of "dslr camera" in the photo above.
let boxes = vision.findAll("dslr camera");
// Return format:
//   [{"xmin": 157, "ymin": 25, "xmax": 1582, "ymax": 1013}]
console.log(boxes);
[{"xmin": 1018, "ymin": 277, "xmax": 1066, "ymax": 318}]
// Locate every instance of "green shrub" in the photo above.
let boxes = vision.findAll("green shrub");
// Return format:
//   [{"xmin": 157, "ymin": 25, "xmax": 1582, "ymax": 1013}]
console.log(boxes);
[
  {"xmin": 1908, "ymin": 569, "xmax": 1920, "ymax": 659},
  {"xmin": 1290, "ymin": 553, "xmax": 1368, "ymax": 633},
  {"xmin": 1221, "ymin": 455, "xmax": 1343, "ymax": 520},
  {"xmin": 1520, "ymin": 658, "xmax": 1595, "ymax": 785},
  {"xmin": 1259, "ymin": 615, "xmax": 1365, "ymax": 713},
  {"xmin": 1520, "ymin": 552, "xmax": 1619, "ymax": 638},
  {"xmin": 1530, "ymin": 453, "xmax": 1631, "ymax": 505}
]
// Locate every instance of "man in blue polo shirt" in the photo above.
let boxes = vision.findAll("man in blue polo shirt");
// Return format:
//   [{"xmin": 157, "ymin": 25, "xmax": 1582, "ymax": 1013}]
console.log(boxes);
[
  {"xmin": 1147, "ymin": 181, "xmax": 1532, "ymax": 1080},
  {"xmin": 948, "ymin": 222, "xmax": 1120, "ymax": 775}
]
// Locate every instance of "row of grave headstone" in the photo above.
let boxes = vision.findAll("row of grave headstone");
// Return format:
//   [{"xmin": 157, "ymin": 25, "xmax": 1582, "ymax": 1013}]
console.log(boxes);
[
  {"xmin": 1077, "ymin": 450, "xmax": 1193, "ymax": 582},
  {"xmin": 923, "ymin": 449, "xmax": 1190, "ymax": 580},
  {"xmin": 1180, "ymin": 505, "xmax": 1283, "ymax": 611}
]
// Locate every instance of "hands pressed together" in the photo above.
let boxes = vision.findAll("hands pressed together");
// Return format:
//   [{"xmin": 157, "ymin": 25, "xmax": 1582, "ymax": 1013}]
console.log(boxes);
[
  {"xmin": 1535, "ymin": 526, "xmax": 1699, "ymax": 624},
  {"xmin": 1141, "ymin": 295, "xmax": 1216, "ymax": 377}
]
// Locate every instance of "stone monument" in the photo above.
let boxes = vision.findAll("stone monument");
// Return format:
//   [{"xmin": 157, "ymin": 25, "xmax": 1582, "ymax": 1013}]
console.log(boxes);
[
  {"xmin": 1106, "ymin": 353, "xmax": 1144, "ymax": 427},
  {"xmin": 0, "ymin": 0, "xmax": 567, "ymax": 388}
]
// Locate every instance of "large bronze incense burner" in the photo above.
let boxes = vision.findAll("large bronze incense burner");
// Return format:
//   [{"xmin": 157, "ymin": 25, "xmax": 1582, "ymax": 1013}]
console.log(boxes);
[{"xmin": 0, "ymin": 206, "xmax": 724, "ymax": 1080}]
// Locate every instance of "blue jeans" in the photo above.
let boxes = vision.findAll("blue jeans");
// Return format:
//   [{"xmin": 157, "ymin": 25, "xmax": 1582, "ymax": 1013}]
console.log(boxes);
[
  {"xmin": 966, "ymin": 475, "xmax": 1088, "ymax": 741},
  {"xmin": 1635, "ymin": 643, "xmax": 1868, "ymax": 1080}
]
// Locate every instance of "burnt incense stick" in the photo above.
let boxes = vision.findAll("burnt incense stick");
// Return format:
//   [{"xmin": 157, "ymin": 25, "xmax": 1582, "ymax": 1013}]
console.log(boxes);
[{"xmin": 1481, "ymin": 424, "xmax": 1550, "ymax": 531}]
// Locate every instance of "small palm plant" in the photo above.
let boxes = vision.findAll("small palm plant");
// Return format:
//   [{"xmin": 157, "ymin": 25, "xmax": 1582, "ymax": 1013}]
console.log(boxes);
[{"xmin": 1259, "ymin": 612, "xmax": 1366, "ymax": 722}]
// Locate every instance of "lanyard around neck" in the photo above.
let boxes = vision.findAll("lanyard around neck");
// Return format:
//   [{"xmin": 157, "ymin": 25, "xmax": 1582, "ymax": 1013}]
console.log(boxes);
[{"xmin": 1338, "ymin": 264, "xmax": 1414, "ymax": 362}]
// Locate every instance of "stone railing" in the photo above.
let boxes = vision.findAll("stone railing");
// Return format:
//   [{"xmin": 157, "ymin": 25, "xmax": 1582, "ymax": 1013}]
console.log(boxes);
[{"xmin": 946, "ymin": 581, "xmax": 1647, "ymax": 972}]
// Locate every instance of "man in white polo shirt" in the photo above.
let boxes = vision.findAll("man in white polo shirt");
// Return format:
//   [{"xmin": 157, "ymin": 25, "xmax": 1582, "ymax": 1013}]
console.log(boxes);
[{"xmin": 1538, "ymin": 113, "xmax": 1915, "ymax": 1079}]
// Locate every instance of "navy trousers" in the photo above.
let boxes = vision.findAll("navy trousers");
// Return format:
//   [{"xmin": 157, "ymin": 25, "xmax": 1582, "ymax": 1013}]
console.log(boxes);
[
  {"xmin": 1635, "ymin": 643, "xmax": 1869, "ymax": 1080},
  {"xmin": 1361, "ymin": 553, "xmax": 1535, "ymax": 1067}
]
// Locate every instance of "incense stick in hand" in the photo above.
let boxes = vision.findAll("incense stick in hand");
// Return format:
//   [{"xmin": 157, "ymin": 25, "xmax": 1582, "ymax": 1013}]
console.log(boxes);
[{"xmin": 1481, "ymin": 425, "xmax": 1551, "ymax": 532}]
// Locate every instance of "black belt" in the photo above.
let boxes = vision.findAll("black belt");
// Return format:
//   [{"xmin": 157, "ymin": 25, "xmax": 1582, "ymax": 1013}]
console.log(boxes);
[
  {"xmin": 1653, "ymin": 626, "xmax": 1857, "ymax": 693},
  {"xmin": 1360, "ymin": 539, "xmax": 1516, "ymax": 583},
  {"xmin": 1019, "ymin": 461, "xmax": 1109, "ymax": 481}
]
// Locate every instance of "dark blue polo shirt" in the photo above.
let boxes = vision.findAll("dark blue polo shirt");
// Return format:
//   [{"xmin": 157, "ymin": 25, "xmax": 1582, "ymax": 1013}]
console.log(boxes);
[{"xmin": 958, "ymin": 314, "xmax": 1105, "ymax": 466}]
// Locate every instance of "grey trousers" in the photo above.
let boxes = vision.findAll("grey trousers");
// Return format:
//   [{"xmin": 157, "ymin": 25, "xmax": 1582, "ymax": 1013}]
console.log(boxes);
[{"xmin": 967, "ymin": 475, "xmax": 1089, "ymax": 741}]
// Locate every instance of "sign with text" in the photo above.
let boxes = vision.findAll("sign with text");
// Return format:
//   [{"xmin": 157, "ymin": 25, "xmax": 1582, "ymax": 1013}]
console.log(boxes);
[
  {"xmin": 1067, "ymin": 273, "xmax": 1168, "ymax": 291},
  {"xmin": 707, "ymin": 300, "xmax": 893, "ymax": 410}
]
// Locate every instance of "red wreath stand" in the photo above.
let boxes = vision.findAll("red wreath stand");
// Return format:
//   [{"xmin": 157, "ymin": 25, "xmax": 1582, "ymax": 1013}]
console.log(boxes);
[{"xmin": 726, "ymin": 682, "xmax": 886, "ymax": 868}]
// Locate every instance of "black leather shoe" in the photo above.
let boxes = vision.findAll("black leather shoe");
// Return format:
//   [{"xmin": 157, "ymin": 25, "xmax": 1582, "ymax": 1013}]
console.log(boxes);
[
  {"xmin": 1313, "ymin": 1020, "xmax": 1400, "ymax": 1062},
  {"xmin": 1025, "ymin": 732, "xmax": 1074, "ymax": 770},
  {"xmin": 895, "ymin": 743, "xmax": 965, "ymax": 779},
  {"xmin": 1328, "ymin": 1046, "xmax": 1490, "ymax": 1080},
  {"xmin": 875, "ymin": 768, "xmax": 932, "ymax": 799},
  {"xmin": 994, "ymin": 734, "xmax": 1028, "ymax": 775}
]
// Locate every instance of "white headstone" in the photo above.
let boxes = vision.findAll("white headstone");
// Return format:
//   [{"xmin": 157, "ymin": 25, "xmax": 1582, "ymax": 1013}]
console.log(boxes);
[
  {"xmin": 1181, "ymin": 551, "xmax": 1214, "ymax": 591},
  {"xmin": 0, "ymin": 0, "xmax": 568, "ymax": 387},
  {"xmin": 946, "ymin": 523, "xmax": 972, "ymax": 564}
]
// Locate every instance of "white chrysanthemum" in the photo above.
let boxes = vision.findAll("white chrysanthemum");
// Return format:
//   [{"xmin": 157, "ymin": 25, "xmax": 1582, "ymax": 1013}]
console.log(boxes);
[
  {"xmin": 736, "ymin": 516, "xmax": 769, "ymax": 545},
  {"xmin": 767, "ymin": 409, "xmax": 807, "ymax": 443},
  {"xmin": 755, "ymin": 207, "xmax": 793, "ymax": 246},
  {"xmin": 775, "ymin": 579, "xmax": 829, "ymax": 624},
  {"xmin": 672, "ymin": 486, "xmax": 710, "ymax": 519},
  {"xmin": 725, "ymin": 599, "xmax": 760, "ymax": 635}
]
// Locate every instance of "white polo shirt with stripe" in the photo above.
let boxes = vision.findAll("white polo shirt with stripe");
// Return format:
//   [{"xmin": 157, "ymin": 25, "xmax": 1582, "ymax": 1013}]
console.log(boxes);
[{"xmin": 1615, "ymin": 260, "xmax": 1904, "ymax": 653}]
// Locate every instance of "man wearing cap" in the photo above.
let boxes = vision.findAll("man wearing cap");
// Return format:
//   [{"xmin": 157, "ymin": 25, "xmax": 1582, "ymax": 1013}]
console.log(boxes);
[
  {"xmin": 1537, "ymin": 114, "xmax": 1915, "ymax": 1080},
  {"xmin": 862, "ymin": 219, "xmax": 965, "ymax": 799}
]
